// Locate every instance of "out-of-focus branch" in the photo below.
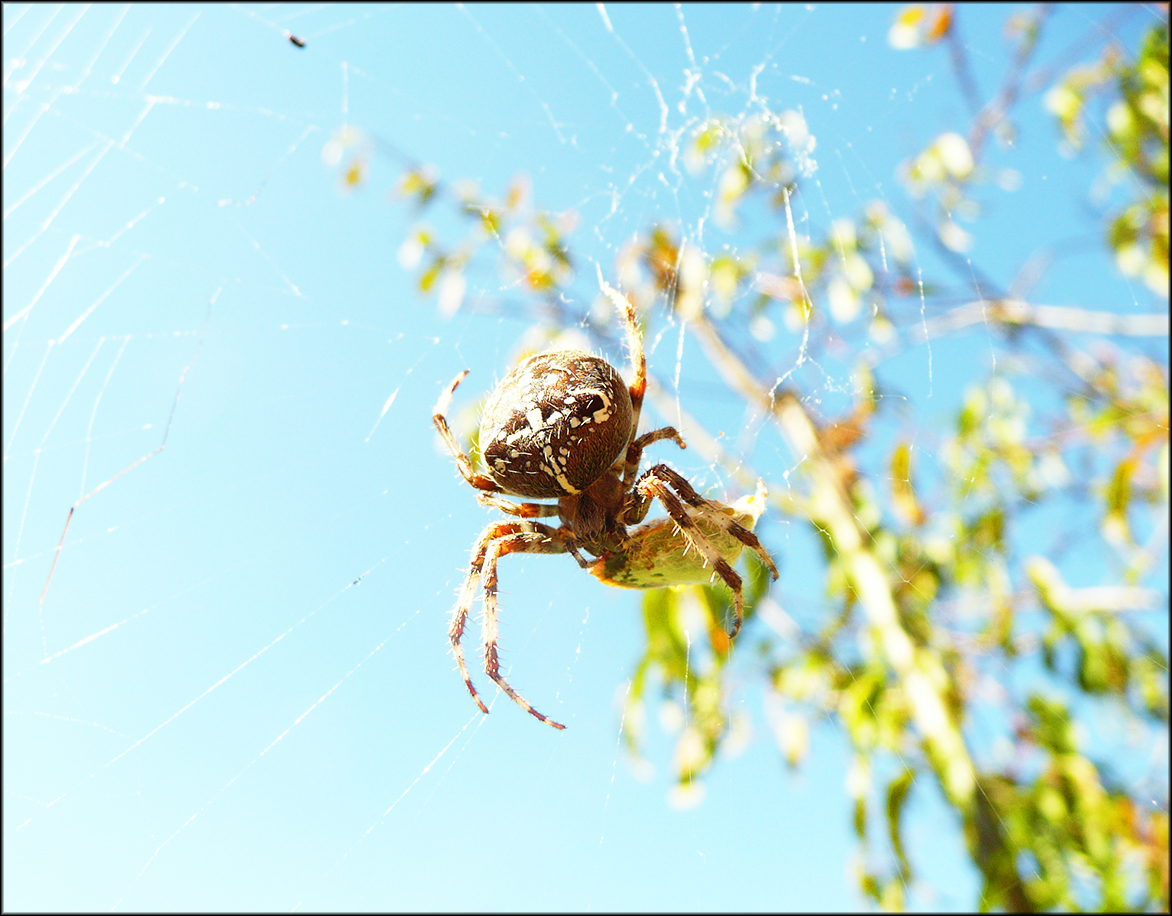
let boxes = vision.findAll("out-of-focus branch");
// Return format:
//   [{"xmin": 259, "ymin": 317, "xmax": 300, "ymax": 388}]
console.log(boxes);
[
  {"xmin": 967, "ymin": 5, "xmax": 1051, "ymax": 160},
  {"xmin": 914, "ymin": 298, "xmax": 1170, "ymax": 339},
  {"xmin": 1020, "ymin": 3, "xmax": 1139, "ymax": 97},
  {"xmin": 1029, "ymin": 556, "xmax": 1162, "ymax": 614},
  {"xmin": 680, "ymin": 300, "xmax": 979, "ymax": 808},
  {"xmin": 944, "ymin": 16, "xmax": 986, "ymax": 121},
  {"xmin": 643, "ymin": 373, "xmax": 801, "ymax": 517}
]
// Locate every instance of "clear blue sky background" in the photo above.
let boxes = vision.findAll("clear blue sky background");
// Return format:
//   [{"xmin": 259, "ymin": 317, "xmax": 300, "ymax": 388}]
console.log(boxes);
[{"xmin": 4, "ymin": 3, "xmax": 1165, "ymax": 911}]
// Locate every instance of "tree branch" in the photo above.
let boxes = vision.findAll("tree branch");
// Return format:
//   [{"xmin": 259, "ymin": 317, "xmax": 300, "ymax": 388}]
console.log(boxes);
[{"xmin": 914, "ymin": 298, "xmax": 1170, "ymax": 339}]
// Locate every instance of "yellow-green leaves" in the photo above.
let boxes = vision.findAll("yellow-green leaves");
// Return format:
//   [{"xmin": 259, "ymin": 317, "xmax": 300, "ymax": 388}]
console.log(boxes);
[
  {"xmin": 624, "ymin": 541, "xmax": 774, "ymax": 800},
  {"xmin": 398, "ymin": 165, "xmax": 439, "ymax": 207},
  {"xmin": 888, "ymin": 4, "xmax": 953, "ymax": 51},
  {"xmin": 890, "ymin": 442, "xmax": 925, "ymax": 528},
  {"xmin": 1046, "ymin": 24, "xmax": 1169, "ymax": 295}
]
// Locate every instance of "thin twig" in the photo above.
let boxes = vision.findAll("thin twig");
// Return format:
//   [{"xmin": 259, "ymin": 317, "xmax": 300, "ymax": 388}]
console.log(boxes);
[{"xmin": 914, "ymin": 298, "xmax": 1170, "ymax": 339}]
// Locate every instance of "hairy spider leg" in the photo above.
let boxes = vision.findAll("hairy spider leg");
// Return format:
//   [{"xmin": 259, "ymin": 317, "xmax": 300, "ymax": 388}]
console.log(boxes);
[
  {"xmin": 621, "ymin": 426, "xmax": 686, "ymax": 491},
  {"xmin": 479, "ymin": 525, "xmax": 574, "ymax": 730},
  {"xmin": 635, "ymin": 465, "xmax": 779, "ymax": 636},
  {"xmin": 449, "ymin": 520, "xmax": 569, "ymax": 725},
  {"xmin": 611, "ymin": 287, "xmax": 646, "ymax": 432},
  {"xmin": 601, "ymin": 283, "xmax": 656, "ymax": 471},
  {"xmin": 433, "ymin": 370, "xmax": 503, "ymax": 495},
  {"xmin": 449, "ymin": 531, "xmax": 493, "ymax": 715},
  {"xmin": 634, "ymin": 475, "xmax": 745, "ymax": 633},
  {"xmin": 472, "ymin": 493, "xmax": 590, "ymax": 569},
  {"xmin": 603, "ymin": 285, "xmax": 690, "ymax": 492},
  {"xmin": 645, "ymin": 465, "xmax": 779, "ymax": 581},
  {"xmin": 476, "ymin": 492, "xmax": 559, "ymax": 518}
]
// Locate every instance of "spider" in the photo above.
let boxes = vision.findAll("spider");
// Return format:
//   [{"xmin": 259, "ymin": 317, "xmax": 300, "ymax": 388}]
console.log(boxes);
[{"xmin": 433, "ymin": 291, "xmax": 778, "ymax": 729}]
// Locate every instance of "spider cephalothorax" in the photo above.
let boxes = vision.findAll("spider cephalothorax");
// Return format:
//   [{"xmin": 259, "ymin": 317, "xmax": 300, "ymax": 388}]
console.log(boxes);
[{"xmin": 433, "ymin": 289, "xmax": 778, "ymax": 729}]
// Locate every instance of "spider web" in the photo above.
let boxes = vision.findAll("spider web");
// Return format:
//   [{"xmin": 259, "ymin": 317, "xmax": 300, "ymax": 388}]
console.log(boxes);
[{"xmin": 3, "ymin": 3, "xmax": 1166, "ymax": 910}]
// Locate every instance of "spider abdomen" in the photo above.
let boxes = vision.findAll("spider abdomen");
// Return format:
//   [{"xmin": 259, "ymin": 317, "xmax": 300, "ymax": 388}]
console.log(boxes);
[{"xmin": 479, "ymin": 349, "xmax": 633, "ymax": 499}]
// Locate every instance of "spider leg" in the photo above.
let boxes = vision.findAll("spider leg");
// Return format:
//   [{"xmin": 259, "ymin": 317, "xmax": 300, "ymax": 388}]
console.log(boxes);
[
  {"xmin": 475, "ymin": 493, "xmax": 559, "ymax": 518},
  {"xmin": 449, "ymin": 522, "xmax": 513, "ymax": 716},
  {"xmin": 621, "ymin": 425, "xmax": 686, "ymax": 498},
  {"xmin": 620, "ymin": 427, "xmax": 687, "ymax": 526},
  {"xmin": 606, "ymin": 284, "xmax": 646, "ymax": 429},
  {"xmin": 636, "ymin": 475, "xmax": 746, "ymax": 634},
  {"xmin": 599, "ymin": 281, "xmax": 688, "ymax": 491},
  {"xmin": 599, "ymin": 278, "xmax": 655, "ymax": 456},
  {"xmin": 480, "ymin": 524, "xmax": 573, "ymax": 729},
  {"xmin": 636, "ymin": 465, "xmax": 779, "ymax": 637},
  {"xmin": 433, "ymin": 370, "xmax": 503, "ymax": 495},
  {"xmin": 474, "ymin": 494, "xmax": 589, "ymax": 568},
  {"xmin": 646, "ymin": 465, "xmax": 779, "ymax": 581}
]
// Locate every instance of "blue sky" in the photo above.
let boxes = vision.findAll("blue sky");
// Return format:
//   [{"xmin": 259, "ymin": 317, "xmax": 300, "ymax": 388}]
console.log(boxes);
[{"xmin": 3, "ymin": 3, "xmax": 1165, "ymax": 911}]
